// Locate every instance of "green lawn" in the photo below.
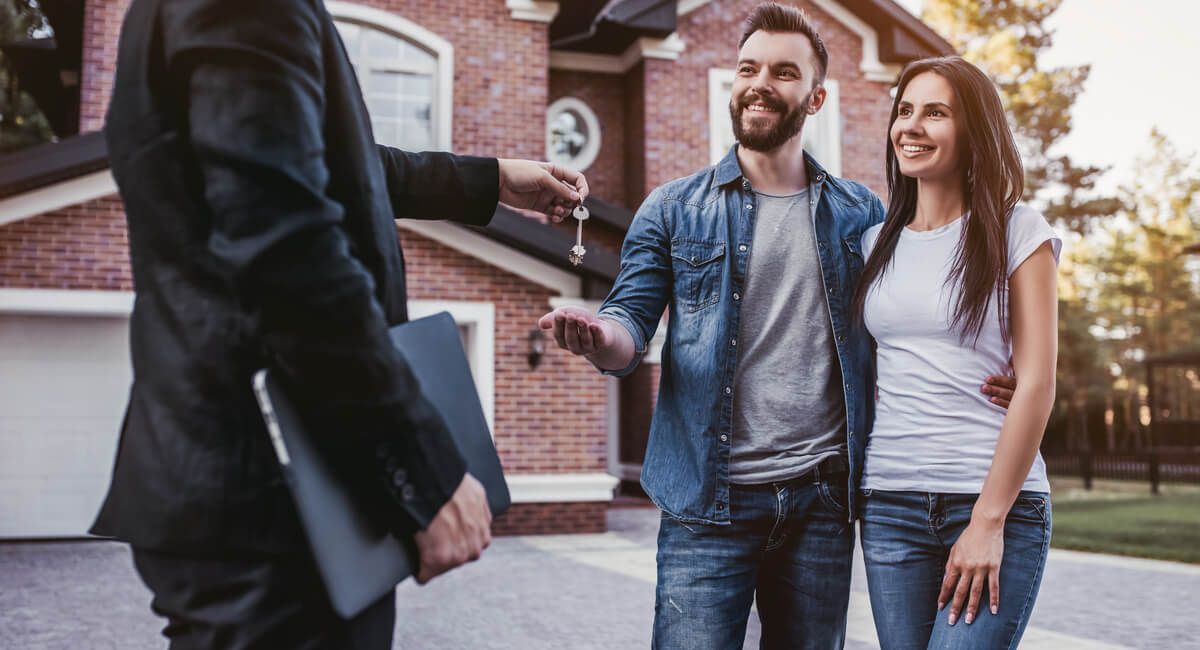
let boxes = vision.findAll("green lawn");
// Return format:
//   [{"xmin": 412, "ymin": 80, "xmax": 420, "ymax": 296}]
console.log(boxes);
[{"xmin": 1047, "ymin": 478, "xmax": 1200, "ymax": 564}]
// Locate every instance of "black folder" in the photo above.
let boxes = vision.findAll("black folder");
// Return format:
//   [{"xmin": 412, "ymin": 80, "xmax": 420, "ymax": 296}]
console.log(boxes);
[{"xmin": 252, "ymin": 311, "xmax": 511, "ymax": 618}]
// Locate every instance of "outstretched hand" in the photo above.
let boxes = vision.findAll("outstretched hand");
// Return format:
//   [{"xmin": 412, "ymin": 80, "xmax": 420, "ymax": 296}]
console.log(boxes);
[
  {"xmin": 497, "ymin": 159, "xmax": 589, "ymax": 223},
  {"xmin": 537, "ymin": 306, "xmax": 614, "ymax": 356}
]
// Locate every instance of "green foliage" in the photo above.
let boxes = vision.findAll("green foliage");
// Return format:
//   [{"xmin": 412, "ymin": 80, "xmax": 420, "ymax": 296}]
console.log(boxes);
[
  {"xmin": 922, "ymin": 0, "xmax": 1119, "ymax": 232},
  {"xmin": 0, "ymin": 0, "xmax": 57, "ymax": 152},
  {"xmin": 1051, "ymin": 491, "xmax": 1200, "ymax": 563}
]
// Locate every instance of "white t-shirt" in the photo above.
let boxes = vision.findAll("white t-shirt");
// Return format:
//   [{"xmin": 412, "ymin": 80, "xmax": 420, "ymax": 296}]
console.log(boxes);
[{"xmin": 861, "ymin": 205, "xmax": 1061, "ymax": 493}]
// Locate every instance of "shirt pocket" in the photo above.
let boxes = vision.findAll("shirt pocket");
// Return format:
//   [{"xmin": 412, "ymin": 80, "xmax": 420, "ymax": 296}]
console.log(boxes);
[{"xmin": 670, "ymin": 239, "xmax": 726, "ymax": 313}]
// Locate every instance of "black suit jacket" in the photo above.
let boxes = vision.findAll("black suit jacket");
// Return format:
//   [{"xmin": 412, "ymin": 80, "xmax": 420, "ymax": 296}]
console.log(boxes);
[{"xmin": 91, "ymin": 0, "xmax": 499, "ymax": 552}]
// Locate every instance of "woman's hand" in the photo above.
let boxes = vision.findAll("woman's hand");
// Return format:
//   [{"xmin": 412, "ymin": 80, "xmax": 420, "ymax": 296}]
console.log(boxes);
[{"xmin": 939, "ymin": 519, "xmax": 1004, "ymax": 625}]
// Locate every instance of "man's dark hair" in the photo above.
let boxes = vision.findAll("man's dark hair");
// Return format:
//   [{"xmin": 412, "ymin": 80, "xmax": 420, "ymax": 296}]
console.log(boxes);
[{"xmin": 738, "ymin": 2, "xmax": 829, "ymax": 86}]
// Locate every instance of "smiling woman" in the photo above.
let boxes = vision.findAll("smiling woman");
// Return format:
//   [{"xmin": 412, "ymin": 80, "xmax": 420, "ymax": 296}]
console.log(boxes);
[{"xmin": 855, "ymin": 56, "xmax": 1062, "ymax": 650}]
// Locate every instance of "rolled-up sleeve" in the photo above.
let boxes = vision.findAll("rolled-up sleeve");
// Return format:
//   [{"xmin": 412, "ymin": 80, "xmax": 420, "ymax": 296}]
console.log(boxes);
[{"xmin": 596, "ymin": 187, "xmax": 672, "ymax": 377}]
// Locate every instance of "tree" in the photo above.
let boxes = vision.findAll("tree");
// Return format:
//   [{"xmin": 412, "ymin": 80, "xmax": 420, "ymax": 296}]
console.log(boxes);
[
  {"xmin": 1072, "ymin": 130, "xmax": 1200, "ymax": 447},
  {"xmin": 921, "ymin": 0, "xmax": 1121, "ymax": 233},
  {"xmin": 0, "ymin": 0, "xmax": 56, "ymax": 152}
]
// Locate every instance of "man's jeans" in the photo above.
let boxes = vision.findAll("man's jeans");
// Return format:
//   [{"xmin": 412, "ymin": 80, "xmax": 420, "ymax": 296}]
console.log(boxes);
[
  {"xmin": 652, "ymin": 469, "xmax": 854, "ymax": 650},
  {"xmin": 860, "ymin": 490, "xmax": 1052, "ymax": 650}
]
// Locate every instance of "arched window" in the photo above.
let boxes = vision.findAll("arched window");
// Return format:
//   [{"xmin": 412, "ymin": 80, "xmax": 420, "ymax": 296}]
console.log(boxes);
[{"xmin": 327, "ymin": 2, "xmax": 453, "ymax": 151}]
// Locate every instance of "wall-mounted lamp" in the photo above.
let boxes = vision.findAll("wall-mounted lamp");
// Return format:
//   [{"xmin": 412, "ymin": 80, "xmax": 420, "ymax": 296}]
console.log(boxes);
[{"xmin": 527, "ymin": 328, "xmax": 547, "ymax": 369}]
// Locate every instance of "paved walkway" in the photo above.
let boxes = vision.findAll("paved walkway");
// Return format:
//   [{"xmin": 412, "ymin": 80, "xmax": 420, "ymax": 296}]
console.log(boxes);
[{"xmin": 2, "ymin": 508, "xmax": 1198, "ymax": 649}]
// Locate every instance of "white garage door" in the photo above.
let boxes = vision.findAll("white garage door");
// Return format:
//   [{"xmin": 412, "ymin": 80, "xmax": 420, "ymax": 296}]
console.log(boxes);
[{"xmin": 0, "ymin": 313, "xmax": 131, "ymax": 538}]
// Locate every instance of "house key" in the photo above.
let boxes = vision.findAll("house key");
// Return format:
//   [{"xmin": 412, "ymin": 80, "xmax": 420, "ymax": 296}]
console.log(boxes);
[{"xmin": 569, "ymin": 203, "xmax": 589, "ymax": 266}]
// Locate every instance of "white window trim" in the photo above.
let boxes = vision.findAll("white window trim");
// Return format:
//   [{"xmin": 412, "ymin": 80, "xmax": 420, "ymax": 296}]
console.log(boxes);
[
  {"xmin": 707, "ymin": 68, "xmax": 842, "ymax": 176},
  {"xmin": 708, "ymin": 68, "xmax": 736, "ymax": 165},
  {"xmin": 0, "ymin": 288, "xmax": 133, "ymax": 317},
  {"xmin": 506, "ymin": 0, "xmax": 559, "ymax": 23},
  {"xmin": 506, "ymin": 472, "xmax": 618, "ymax": 503},
  {"xmin": 0, "ymin": 170, "xmax": 117, "ymax": 228},
  {"xmin": 546, "ymin": 96, "xmax": 602, "ymax": 173},
  {"xmin": 326, "ymin": 1, "xmax": 454, "ymax": 151},
  {"xmin": 407, "ymin": 300, "xmax": 495, "ymax": 433}
]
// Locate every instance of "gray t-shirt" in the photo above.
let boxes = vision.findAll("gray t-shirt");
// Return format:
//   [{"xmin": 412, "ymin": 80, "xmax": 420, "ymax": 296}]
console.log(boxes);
[{"xmin": 730, "ymin": 189, "xmax": 847, "ymax": 484}]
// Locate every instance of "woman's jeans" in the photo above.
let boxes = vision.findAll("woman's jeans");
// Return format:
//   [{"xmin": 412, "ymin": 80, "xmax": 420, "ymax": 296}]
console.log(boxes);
[{"xmin": 860, "ymin": 490, "xmax": 1052, "ymax": 650}]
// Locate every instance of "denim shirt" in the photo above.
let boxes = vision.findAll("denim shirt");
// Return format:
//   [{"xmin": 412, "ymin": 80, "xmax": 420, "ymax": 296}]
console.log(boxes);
[{"xmin": 599, "ymin": 146, "xmax": 884, "ymax": 523}]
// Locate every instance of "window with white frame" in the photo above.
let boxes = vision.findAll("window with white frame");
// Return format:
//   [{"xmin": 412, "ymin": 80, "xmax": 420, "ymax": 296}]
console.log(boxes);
[
  {"xmin": 329, "ymin": 3, "xmax": 453, "ymax": 151},
  {"xmin": 708, "ymin": 68, "xmax": 841, "ymax": 176}
]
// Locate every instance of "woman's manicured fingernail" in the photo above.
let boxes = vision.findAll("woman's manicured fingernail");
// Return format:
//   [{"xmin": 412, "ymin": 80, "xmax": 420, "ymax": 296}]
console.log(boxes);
[
  {"xmin": 965, "ymin": 613, "xmax": 974, "ymax": 625},
  {"xmin": 991, "ymin": 605, "xmax": 998, "ymax": 615}
]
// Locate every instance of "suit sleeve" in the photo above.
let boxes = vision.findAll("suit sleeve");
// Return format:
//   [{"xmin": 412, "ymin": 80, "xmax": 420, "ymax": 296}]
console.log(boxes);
[
  {"xmin": 162, "ymin": 0, "xmax": 464, "ymax": 536},
  {"xmin": 377, "ymin": 145, "xmax": 499, "ymax": 225}
]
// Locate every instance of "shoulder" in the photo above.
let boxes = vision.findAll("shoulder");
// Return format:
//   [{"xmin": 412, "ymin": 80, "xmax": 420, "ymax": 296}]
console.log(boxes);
[
  {"xmin": 656, "ymin": 166, "xmax": 725, "ymax": 207},
  {"xmin": 1006, "ymin": 204, "xmax": 1062, "ymax": 274},
  {"xmin": 824, "ymin": 176, "xmax": 879, "ymax": 208}
]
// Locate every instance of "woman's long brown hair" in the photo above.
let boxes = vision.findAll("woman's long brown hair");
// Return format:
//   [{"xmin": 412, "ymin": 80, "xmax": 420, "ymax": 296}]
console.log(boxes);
[{"xmin": 854, "ymin": 56, "xmax": 1024, "ymax": 346}]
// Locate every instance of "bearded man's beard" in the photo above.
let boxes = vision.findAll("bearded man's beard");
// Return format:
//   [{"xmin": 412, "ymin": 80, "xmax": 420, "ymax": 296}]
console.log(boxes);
[{"xmin": 730, "ymin": 91, "xmax": 811, "ymax": 152}]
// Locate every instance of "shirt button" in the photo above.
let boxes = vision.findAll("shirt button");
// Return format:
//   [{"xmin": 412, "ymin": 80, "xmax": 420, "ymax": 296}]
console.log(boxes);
[
  {"xmin": 827, "ymin": 287, "xmax": 834, "ymax": 294},
  {"xmin": 392, "ymin": 468, "xmax": 407, "ymax": 487},
  {"xmin": 738, "ymin": 244, "xmax": 748, "ymax": 252},
  {"xmin": 838, "ymin": 335, "xmax": 846, "ymax": 343},
  {"xmin": 716, "ymin": 501, "xmax": 726, "ymax": 510},
  {"xmin": 733, "ymin": 292, "xmax": 741, "ymax": 301},
  {"xmin": 745, "ymin": 204, "xmax": 753, "ymax": 210},
  {"xmin": 724, "ymin": 386, "xmax": 732, "ymax": 395},
  {"xmin": 720, "ymin": 434, "xmax": 728, "ymax": 442},
  {"xmin": 730, "ymin": 338, "xmax": 737, "ymax": 347},
  {"xmin": 400, "ymin": 484, "xmax": 416, "ymax": 502}
]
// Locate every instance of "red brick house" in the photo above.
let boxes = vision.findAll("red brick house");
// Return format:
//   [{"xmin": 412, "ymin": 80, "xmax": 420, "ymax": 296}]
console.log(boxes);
[{"xmin": 0, "ymin": 0, "xmax": 950, "ymax": 538}]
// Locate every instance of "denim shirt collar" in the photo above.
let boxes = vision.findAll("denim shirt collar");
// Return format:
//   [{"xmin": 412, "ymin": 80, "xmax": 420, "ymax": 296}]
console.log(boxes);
[{"xmin": 713, "ymin": 144, "xmax": 830, "ymax": 189}]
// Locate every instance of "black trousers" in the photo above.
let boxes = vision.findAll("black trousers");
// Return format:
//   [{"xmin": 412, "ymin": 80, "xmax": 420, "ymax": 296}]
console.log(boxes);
[{"xmin": 131, "ymin": 546, "xmax": 395, "ymax": 650}]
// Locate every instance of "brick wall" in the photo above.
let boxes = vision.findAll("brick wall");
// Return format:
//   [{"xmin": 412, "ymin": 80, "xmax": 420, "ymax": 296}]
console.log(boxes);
[
  {"xmin": 549, "ymin": 70, "xmax": 627, "ymax": 208},
  {"xmin": 492, "ymin": 501, "xmax": 607, "ymax": 536},
  {"xmin": 0, "ymin": 196, "xmax": 131, "ymax": 290}
]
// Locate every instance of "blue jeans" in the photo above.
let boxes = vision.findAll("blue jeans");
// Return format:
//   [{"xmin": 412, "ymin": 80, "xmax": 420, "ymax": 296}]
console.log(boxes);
[
  {"xmin": 860, "ymin": 490, "xmax": 1052, "ymax": 650},
  {"xmin": 653, "ymin": 470, "xmax": 854, "ymax": 650}
]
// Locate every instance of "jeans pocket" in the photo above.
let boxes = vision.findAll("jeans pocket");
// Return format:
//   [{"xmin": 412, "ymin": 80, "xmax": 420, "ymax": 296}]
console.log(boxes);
[
  {"xmin": 818, "ymin": 480, "xmax": 850, "ymax": 515},
  {"xmin": 1010, "ymin": 493, "xmax": 1049, "ymax": 524}
]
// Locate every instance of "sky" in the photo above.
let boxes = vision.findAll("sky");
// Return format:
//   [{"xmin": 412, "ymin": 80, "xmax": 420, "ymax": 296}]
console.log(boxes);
[{"xmin": 894, "ymin": 0, "xmax": 1200, "ymax": 193}]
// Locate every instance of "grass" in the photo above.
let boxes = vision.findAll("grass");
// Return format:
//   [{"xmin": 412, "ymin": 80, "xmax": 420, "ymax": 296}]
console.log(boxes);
[{"xmin": 1047, "ymin": 477, "xmax": 1200, "ymax": 564}]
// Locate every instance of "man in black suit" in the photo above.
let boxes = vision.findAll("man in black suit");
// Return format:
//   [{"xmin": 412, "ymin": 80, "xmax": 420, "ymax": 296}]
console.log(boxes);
[{"xmin": 91, "ymin": 0, "xmax": 588, "ymax": 647}]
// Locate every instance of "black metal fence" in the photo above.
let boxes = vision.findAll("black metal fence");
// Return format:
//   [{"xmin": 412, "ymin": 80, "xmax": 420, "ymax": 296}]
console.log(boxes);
[{"xmin": 1044, "ymin": 450, "xmax": 1200, "ymax": 493}]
